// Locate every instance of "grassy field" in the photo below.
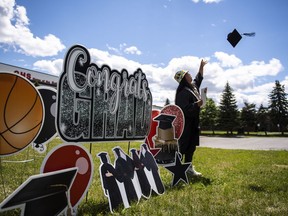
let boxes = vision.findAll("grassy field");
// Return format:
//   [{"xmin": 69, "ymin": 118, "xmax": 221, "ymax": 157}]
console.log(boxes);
[{"xmin": 1, "ymin": 138, "xmax": 288, "ymax": 216}]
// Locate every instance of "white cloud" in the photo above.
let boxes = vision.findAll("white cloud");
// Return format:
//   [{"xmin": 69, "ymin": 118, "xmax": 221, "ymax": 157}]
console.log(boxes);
[
  {"xmin": 89, "ymin": 48, "xmax": 142, "ymax": 73},
  {"xmin": 30, "ymin": 47, "xmax": 284, "ymax": 108},
  {"xmin": 124, "ymin": 46, "xmax": 142, "ymax": 55},
  {"xmin": 203, "ymin": 0, "xmax": 222, "ymax": 3},
  {"xmin": 106, "ymin": 44, "xmax": 121, "ymax": 55},
  {"xmin": 106, "ymin": 43, "xmax": 142, "ymax": 56},
  {"xmin": 191, "ymin": 0, "xmax": 222, "ymax": 3},
  {"xmin": 204, "ymin": 53, "xmax": 284, "ymax": 108},
  {"xmin": 0, "ymin": 0, "xmax": 65, "ymax": 56},
  {"xmin": 33, "ymin": 59, "xmax": 63, "ymax": 75},
  {"xmin": 214, "ymin": 52, "xmax": 242, "ymax": 68}
]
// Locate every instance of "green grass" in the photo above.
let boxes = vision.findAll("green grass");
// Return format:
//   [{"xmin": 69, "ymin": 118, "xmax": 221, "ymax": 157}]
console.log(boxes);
[{"xmin": 1, "ymin": 138, "xmax": 288, "ymax": 215}]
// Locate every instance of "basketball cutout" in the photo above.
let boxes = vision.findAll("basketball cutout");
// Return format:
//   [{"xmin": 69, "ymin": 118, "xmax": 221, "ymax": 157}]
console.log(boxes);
[{"xmin": 0, "ymin": 72, "xmax": 44, "ymax": 156}]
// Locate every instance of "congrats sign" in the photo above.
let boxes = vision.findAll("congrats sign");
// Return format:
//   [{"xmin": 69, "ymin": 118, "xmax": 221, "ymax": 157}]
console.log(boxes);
[{"xmin": 56, "ymin": 45, "xmax": 152, "ymax": 142}]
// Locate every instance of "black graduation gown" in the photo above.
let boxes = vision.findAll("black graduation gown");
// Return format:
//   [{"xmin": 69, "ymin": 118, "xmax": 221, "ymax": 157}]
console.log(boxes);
[
  {"xmin": 99, "ymin": 162, "xmax": 123, "ymax": 212},
  {"xmin": 114, "ymin": 157, "xmax": 138, "ymax": 205},
  {"xmin": 131, "ymin": 150, "xmax": 151, "ymax": 198},
  {"xmin": 175, "ymin": 72, "xmax": 203, "ymax": 154},
  {"xmin": 140, "ymin": 150, "xmax": 165, "ymax": 195}
]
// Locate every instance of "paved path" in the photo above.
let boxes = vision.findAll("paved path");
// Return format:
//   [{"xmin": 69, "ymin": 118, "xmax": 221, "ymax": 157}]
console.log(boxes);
[{"xmin": 200, "ymin": 136, "xmax": 288, "ymax": 151}]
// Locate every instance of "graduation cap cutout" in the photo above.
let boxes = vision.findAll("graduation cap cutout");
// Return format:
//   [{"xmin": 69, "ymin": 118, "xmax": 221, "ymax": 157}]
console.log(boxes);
[
  {"xmin": 98, "ymin": 152, "xmax": 108, "ymax": 160},
  {"xmin": 227, "ymin": 28, "xmax": 256, "ymax": 48},
  {"xmin": 0, "ymin": 167, "xmax": 78, "ymax": 216},
  {"xmin": 154, "ymin": 114, "xmax": 175, "ymax": 130}
]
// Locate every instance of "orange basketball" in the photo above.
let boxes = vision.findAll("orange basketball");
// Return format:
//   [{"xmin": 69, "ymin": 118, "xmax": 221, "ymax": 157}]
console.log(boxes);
[{"xmin": 0, "ymin": 72, "xmax": 44, "ymax": 156}]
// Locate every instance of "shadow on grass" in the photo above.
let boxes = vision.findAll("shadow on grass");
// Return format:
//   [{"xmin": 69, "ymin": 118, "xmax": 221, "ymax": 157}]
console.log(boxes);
[
  {"xmin": 165, "ymin": 175, "xmax": 212, "ymax": 190},
  {"xmin": 188, "ymin": 175, "xmax": 212, "ymax": 186},
  {"xmin": 78, "ymin": 176, "xmax": 212, "ymax": 215},
  {"xmin": 248, "ymin": 184, "xmax": 266, "ymax": 192}
]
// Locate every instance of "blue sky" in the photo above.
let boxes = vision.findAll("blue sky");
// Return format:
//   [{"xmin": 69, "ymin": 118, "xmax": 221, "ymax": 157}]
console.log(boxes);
[{"xmin": 0, "ymin": 0, "xmax": 287, "ymax": 108}]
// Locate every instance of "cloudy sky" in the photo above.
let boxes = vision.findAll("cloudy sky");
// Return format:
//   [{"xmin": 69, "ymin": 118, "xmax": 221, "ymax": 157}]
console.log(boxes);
[{"xmin": 0, "ymin": 0, "xmax": 287, "ymax": 108}]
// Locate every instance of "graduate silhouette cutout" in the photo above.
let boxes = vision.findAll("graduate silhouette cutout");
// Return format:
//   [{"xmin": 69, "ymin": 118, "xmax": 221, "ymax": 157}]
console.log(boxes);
[
  {"xmin": 139, "ymin": 143, "xmax": 165, "ymax": 195},
  {"xmin": 98, "ymin": 152, "xmax": 124, "ymax": 212},
  {"xmin": 113, "ymin": 147, "xmax": 140, "ymax": 206},
  {"xmin": 130, "ymin": 148, "xmax": 152, "ymax": 199}
]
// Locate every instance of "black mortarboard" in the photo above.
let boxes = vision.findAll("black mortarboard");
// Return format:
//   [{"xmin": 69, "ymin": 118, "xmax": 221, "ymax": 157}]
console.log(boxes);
[
  {"xmin": 154, "ymin": 114, "xmax": 175, "ymax": 130},
  {"xmin": 227, "ymin": 29, "xmax": 242, "ymax": 48},
  {"xmin": 0, "ymin": 167, "xmax": 77, "ymax": 216},
  {"xmin": 227, "ymin": 29, "xmax": 256, "ymax": 48},
  {"xmin": 98, "ymin": 152, "xmax": 108, "ymax": 158},
  {"xmin": 98, "ymin": 152, "xmax": 109, "ymax": 162}
]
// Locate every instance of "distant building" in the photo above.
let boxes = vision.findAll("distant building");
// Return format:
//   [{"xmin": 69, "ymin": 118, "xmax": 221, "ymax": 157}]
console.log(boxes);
[
  {"xmin": 152, "ymin": 105, "xmax": 163, "ymax": 110},
  {"xmin": 0, "ymin": 62, "xmax": 58, "ymax": 87}
]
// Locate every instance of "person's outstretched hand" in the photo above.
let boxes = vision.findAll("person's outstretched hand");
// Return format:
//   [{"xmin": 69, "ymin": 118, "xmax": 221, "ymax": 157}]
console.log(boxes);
[{"xmin": 200, "ymin": 59, "xmax": 208, "ymax": 68}]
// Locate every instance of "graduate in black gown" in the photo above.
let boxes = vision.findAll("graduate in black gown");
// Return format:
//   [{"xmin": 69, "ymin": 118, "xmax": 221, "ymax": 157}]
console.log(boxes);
[
  {"xmin": 113, "ymin": 147, "xmax": 139, "ymax": 206},
  {"xmin": 140, "ymin": 144, "xmax": 165, "ymax": 195},
  {"xmin": 130, "ymin": 148, "xmax": 151, "ymax": 198},
  {"xmin": 97, "ymin": 152, "xmax": 123, "ymax": 213}
]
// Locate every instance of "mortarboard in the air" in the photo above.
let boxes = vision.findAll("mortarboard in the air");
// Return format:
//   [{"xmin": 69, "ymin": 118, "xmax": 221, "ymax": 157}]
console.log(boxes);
[
  {"xmin": 154, "ymin": 114, "xmax": 176, "ymax": 130},
  {"xmin": 227, "ymin": 28, "xmax": 256, "ymax": 48},
  {"xmin": 0, "ymin": 167, "xmax": 77, "ymax": 216}
]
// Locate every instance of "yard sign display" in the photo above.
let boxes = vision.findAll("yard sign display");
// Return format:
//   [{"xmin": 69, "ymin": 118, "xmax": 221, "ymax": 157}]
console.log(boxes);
[
  {"xmin": 56, "ymin": 45, "xmax": 152, "ymax": 142},
  {"xmin": 0, "ymin": 44, "xmax": 191, "ymax": 215}
]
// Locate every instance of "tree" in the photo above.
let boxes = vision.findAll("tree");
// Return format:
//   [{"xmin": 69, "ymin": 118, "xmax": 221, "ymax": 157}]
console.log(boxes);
[
  {"xmin": 268, "ymin": 80, "xmax": 288, "ymax": 134},
  {"xmin": 240, "ymin": 102, "xmax": 256, "ymax": 135},
  {"xmin": 164, "ymin": 98, "xmax": 170, "ymax": 106},
  {"xmin": 218, "ymin": 82, "xmax": 239, "ymax": 134},
  {"xmin": 200, "ymin": 98, "xmax": 218, "ymax": 134},
  {"xmin": 256, "ymin": 104, "xmax": 270, "ymax": 135},
  {"xmin": 34, "ymin": 80, "xmax": 40, "ymax": 87}
]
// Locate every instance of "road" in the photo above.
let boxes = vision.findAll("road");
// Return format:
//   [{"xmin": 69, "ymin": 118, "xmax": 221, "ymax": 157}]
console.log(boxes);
[{"xmin": 200, "ymin": 136, "xmax": 288, "ymax": 151}]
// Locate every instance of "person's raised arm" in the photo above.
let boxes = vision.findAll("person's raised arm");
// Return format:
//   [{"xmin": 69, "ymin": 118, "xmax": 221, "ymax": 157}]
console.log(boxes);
[{"xmin": 198, "ymin": 59, "xmax": 208, "ymax": 77}]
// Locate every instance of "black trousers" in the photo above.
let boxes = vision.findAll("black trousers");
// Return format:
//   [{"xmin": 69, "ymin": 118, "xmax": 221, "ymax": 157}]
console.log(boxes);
[{"xmin": 182, "ymin": 145, "xmax": 196, "ymax": 163}]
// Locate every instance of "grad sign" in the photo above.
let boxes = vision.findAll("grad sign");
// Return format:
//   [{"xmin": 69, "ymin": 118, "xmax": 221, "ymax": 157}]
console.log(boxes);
[{"xmin": 56, "ymin": 45, "xmax": 152, "ymax": 142}]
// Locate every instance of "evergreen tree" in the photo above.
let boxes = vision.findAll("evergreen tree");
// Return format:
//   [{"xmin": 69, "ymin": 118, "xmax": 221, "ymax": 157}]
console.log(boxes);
[
  {"xmin": 256, "ymin": 104, "xmax": 270, "ymax": 135},
  {"xmin": 268, "ymin": 80, "xmax": 288, "ymax": 134},
  {"xmin": 218, "ymin": 82, "xmax": 239, "ymax": 134},
  {"xmin": 200, "ymin": 98, "xmax": 218, "ymax": 134},
  {"xmin": 34, "ymin": 80, "xmax": 40, "ymax": 87},
  {"xmin": 164, "ymin": 98, "xmax": 170, "ymax": 106},
  {"xmin": 240, "ymin": 102, "xmax": 256, "ymax": 135}
]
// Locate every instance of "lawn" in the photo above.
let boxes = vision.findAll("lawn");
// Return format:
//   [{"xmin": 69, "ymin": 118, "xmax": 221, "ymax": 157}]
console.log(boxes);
[{"xmin": 1, "ymin": 138, "xmax": 288, "ymax": 216}]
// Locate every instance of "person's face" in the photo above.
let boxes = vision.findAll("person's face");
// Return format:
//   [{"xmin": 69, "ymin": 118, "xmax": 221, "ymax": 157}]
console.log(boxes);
[{"xmin": 185, "ymin": 72, "xmax": 192, "ymax": 83}]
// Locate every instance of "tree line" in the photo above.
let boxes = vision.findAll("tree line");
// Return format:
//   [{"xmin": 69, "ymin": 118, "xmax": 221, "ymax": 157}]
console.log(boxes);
[{"xmin": 200, "ymin": 80, "xmax": 288, "ymax": 135}]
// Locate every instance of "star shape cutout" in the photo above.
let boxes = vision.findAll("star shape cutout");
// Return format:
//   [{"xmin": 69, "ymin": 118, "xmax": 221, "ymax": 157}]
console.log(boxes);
[{"xmin": 164, "ymin": 152, "xmax": 191, "ymax": 186}]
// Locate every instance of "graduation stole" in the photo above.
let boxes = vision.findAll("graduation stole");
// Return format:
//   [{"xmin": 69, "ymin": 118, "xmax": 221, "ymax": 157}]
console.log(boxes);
[{"xmin": 185, "ymin": 85, "xmax": 201, "ymax": 101}]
